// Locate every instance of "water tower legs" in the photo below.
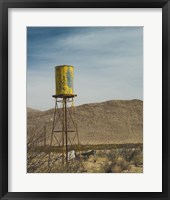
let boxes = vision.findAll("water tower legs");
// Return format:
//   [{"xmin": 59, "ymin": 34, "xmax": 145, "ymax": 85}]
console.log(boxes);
[
  {"xmin": 50, "ymin": 94, "xmax": 78, "ymax": 165},
  {"xmin": 64, "ymin": 97, "xmax": 68, "ymax": 163}
]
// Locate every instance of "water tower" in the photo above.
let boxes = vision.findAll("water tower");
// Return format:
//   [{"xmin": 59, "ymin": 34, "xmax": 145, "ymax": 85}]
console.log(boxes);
[{"xmin": 49, "ymin": 65, "xmax": 80, "ymax": 165}]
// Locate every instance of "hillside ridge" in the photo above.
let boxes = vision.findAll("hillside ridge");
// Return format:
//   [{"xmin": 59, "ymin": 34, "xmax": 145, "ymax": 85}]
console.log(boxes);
[{"xmin": 27, "ymin": 99, "xmax": 143, "ymax": 145}]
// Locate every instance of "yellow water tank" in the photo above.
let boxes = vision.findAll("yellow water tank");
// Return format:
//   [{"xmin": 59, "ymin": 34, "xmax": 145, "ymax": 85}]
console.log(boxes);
[{"xmin": 55, "ymin": 65, "xmax": 74, "ymax": 96}]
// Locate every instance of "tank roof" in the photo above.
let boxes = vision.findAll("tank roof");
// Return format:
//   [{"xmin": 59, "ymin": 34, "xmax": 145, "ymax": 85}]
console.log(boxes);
[{"xmin": 55, "ymin": 65, "xmax": 74, "ymax": 68}]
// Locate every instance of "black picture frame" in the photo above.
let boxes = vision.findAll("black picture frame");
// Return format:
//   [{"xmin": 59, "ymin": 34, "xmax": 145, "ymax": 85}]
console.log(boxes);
[{"xmin": 0, "ymin": 0, "xmax": 170, "ymax": 199}]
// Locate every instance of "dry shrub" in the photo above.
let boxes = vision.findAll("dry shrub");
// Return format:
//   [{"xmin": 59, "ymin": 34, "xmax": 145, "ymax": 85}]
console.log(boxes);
[
  {"xmin": 111, "ymin": 157, "xmax": 131, "ymax": 173},
  {"xmin": 117, "ymin": 157, "xmax": 128, "ymax": 167},
  {"xmin": 106, "ymin": 150, "xmax": 118, "ymax": 161},
  {"xmin": 111, "ymin": 165, "xmax": 122, "ymax": 173},
  {"xmin": 132, "ymin": 154, "xmax": 143, "ymax": 167},
  {"xmin": 102, "ymin": 162, "xmax": 113, "ymax": 173},
  {"xmin": 49, "ymin": 159, "xmax": 83, "ymax": 173}
]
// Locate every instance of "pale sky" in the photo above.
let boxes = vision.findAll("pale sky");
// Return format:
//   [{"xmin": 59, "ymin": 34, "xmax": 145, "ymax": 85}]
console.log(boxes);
[{"xmin": 27, "ymin": 27, "xmax": 143, "ymax": 111}]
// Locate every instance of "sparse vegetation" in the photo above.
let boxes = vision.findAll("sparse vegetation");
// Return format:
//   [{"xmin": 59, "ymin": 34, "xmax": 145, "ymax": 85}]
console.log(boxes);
[{"xmin": 27, "ymin": 141, "xmax": 143, "ymax": 173}]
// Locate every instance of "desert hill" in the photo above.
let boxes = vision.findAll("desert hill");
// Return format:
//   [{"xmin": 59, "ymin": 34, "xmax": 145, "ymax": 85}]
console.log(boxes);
[{"xmin": 27, "ymin": 99, "xmax": 143, "ymax": 145}]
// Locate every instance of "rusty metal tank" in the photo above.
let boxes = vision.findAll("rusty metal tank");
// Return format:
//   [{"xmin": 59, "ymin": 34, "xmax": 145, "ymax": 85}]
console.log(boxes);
[{"xmin": 55, "ymin": 65, "xmax": 74, "ymax": 96}]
